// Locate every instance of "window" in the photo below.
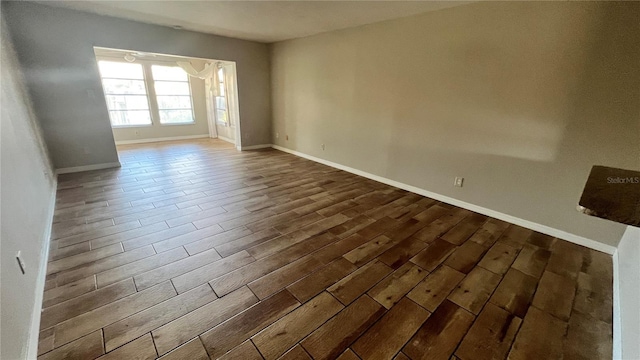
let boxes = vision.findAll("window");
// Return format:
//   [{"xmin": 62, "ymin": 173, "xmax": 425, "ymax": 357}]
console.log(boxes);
[
  {"xmin": 98, "ymin": 61, "xmax": 152, "ymax": 127},
  {"xmin": 215, "ymin": 67, "xmax": 230, "ymax": 125},
  {"xmin": 151, "ymin": 65, "xmax": 195, "ymax": 124}
]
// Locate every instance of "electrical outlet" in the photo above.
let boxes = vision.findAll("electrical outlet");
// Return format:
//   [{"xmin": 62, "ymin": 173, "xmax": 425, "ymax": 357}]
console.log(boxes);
[
  {"xmin": 321, "ymin": 144, "xmax": 325, "ymax": 150},
  {"xmin": 275, "ymin": 133, "xmax": 279, "ymax": 139},
  {"xmin": 16, "ymin": 251, "xmax": 25, "ymax": 274},
  {"xmin": 454, "ymin": 177, "xmax": 464, "ymax": 187}
]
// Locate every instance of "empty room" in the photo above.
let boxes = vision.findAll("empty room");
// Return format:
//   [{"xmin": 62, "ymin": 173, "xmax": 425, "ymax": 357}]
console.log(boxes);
[{"xmin": 1, "ymin": 1, "xmax": 638, "ymax": 360}]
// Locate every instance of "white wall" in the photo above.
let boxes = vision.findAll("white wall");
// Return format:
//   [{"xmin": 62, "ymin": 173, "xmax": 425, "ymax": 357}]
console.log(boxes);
[
  {"xmin": 216, "ymin": 122, "xmax": 236, "ymax": 143},
  {"xmin": 617, "ymin": 226, "xmax": 640, "ymax": 359},
  {"xmin": 271, "ymin": 1, "xmax": 639, "ymax": 247},
  {"xmin": 2, "ymin": 1, "xmax": 271, "ymax": 170},
  {"xmin": 1, "ymin": 20, "xmax": 57, "ymax": 360}
]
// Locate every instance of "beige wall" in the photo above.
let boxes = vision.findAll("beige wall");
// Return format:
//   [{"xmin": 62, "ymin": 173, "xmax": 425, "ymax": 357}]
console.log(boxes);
[
  {"xmin": 271, "ymin": 1, "xmax": 640, "ymax": 247},
  {"xmin": 1, "ymin": 21, "xmax": 57, "ymax": 360},
  {"xmin": 95, "ymin": 55, "xmax": 210, "ymax": 143},
  {"xmin": 2, "ymin": 1, "xmax": 271, "ymax": 170}
]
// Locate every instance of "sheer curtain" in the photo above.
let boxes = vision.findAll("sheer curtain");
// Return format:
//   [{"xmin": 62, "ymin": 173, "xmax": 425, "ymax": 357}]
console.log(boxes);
[
  {"xmin": 177, "ymin": 61, "xmax": 220, "ymax": 137},
  {"xmin": 176, "ymin": 61, "xmax": 223, "ymax": 98},
  {"xmin": 220, "ymin": 63, "xmax": 237, "ymax": 128},
  {"xmin": 176, "ymin": 60, "xmax": 236, "ymax": 138}
]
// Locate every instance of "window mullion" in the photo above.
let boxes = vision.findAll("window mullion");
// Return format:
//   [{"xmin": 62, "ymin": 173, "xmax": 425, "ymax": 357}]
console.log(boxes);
[{"xmin": 143, "ymin": 64, "xmax": 161, "ymax": 126}]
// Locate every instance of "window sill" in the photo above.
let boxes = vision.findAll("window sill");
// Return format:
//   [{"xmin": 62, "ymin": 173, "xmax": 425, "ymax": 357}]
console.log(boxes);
[
  {"xmin": 112, "ymin": 124, "xmax": 153, "ymax": 129},
  {"xmin": 159, "ymin": 122, "xmax": 196, "ymax": 126}
]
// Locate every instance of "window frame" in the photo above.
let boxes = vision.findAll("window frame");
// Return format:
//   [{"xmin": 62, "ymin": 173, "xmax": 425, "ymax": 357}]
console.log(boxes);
[
  {"xmin": 97, "ymin": 57, "xmax": 200, "ymax": 128},
  {"xmin": 98, "ymin": 60, "xmax": 154, "ymax": 128},
  {"xmin": 215, "ymin": 67, "xmax": 231, "ymax": 126},
  {"xmin": 151, "ymin": 65, "xmax": 196, "ymax": 126}
]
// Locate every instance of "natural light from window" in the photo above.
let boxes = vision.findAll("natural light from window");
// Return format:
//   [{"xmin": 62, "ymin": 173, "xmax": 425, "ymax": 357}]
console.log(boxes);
[
  {"xmin": 215, "ymin": 67, "xmax": 230, "ymax": 126},
  {"xmin": 98, "ymin": 61, "xmax": 152, "ymax": 127},
  {"xmin": 152, "ymin": 65, "xmax": 195, "ymax": 125}
]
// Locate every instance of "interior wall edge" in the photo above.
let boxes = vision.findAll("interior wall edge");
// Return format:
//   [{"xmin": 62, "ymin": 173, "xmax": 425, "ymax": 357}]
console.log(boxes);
[
  {"xmin": 272, "ymin": 144, "xmax": 617, "ymax": 255},
  {"xmin": 26, "ymin": 183, "xmax": 57, "ymax": 360},
  {"xmin": 1, "ymin": 16, "xmax": 58, "ymax": 359},
  {"xmin": 613, "ymin": 248, "xmax": 621, "ymax": 359},
  {"xmin": 615, "ymin": 226, "xmax": 640, "ymax": 359}
]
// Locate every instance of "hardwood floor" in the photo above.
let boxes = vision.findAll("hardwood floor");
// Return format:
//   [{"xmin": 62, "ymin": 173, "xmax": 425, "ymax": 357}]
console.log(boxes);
[{"xmin": 39, "ymin": 139, "xmax": 613, "ymax": 360}]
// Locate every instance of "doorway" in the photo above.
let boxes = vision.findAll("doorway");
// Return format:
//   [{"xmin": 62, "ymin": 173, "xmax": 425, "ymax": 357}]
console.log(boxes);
[
  {"xmin": 206, "ymin": 63, "xmax": 240, "ymax": 146},
  {"xmin": 93, "ymin": 47, "xmax": 242, "ymax": 148}
]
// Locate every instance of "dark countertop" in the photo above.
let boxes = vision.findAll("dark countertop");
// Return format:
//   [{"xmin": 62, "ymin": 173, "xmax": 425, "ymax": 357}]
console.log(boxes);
[{"xmin": 578, "ymin": 165, "xmax": 640, "ymax": 227}]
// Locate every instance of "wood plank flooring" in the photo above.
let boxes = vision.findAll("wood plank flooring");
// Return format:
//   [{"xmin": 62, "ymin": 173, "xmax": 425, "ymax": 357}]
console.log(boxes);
[{"xmin": 39, "ymin": 139, "xmax": 613, "ymax": 360}]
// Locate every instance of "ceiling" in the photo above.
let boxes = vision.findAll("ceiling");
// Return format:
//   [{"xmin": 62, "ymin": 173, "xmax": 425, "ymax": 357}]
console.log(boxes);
[{"xmin": 36, "ymin": 1, "xmax": 472, "ymax": 43}]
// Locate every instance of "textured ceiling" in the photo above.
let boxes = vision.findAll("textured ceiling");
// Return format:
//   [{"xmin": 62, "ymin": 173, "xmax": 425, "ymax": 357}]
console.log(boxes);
[{"xmin": 35, "ymin": 1, "xmax": 472, "ymax": 43}]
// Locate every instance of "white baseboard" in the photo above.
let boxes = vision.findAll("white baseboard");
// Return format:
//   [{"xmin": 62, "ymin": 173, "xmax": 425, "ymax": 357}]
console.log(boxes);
[
  {"xmin": 271, "ymin": 145, "xmax": 616, "ymax": 255},
  {"xmin": 56, "ymin": 162, "xmax": 121, "ymax": 175},
  {"xmin": 216, "ymin": 135, "xmax": 235, "ymax": 145},
  {"xmin": 27, "ymin": 177, "xmax": 57, "ymax": 359},
  {"xmin": 240, "ymin": 144, "xmax": 273, "ymax": 151},
  {"xmin": 114, "ymin": 134, "xmax": 209, "ymax": 145},
  {"xmin": 613, "ymin": 248, "xmax": 622, "ymax": 359}
]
